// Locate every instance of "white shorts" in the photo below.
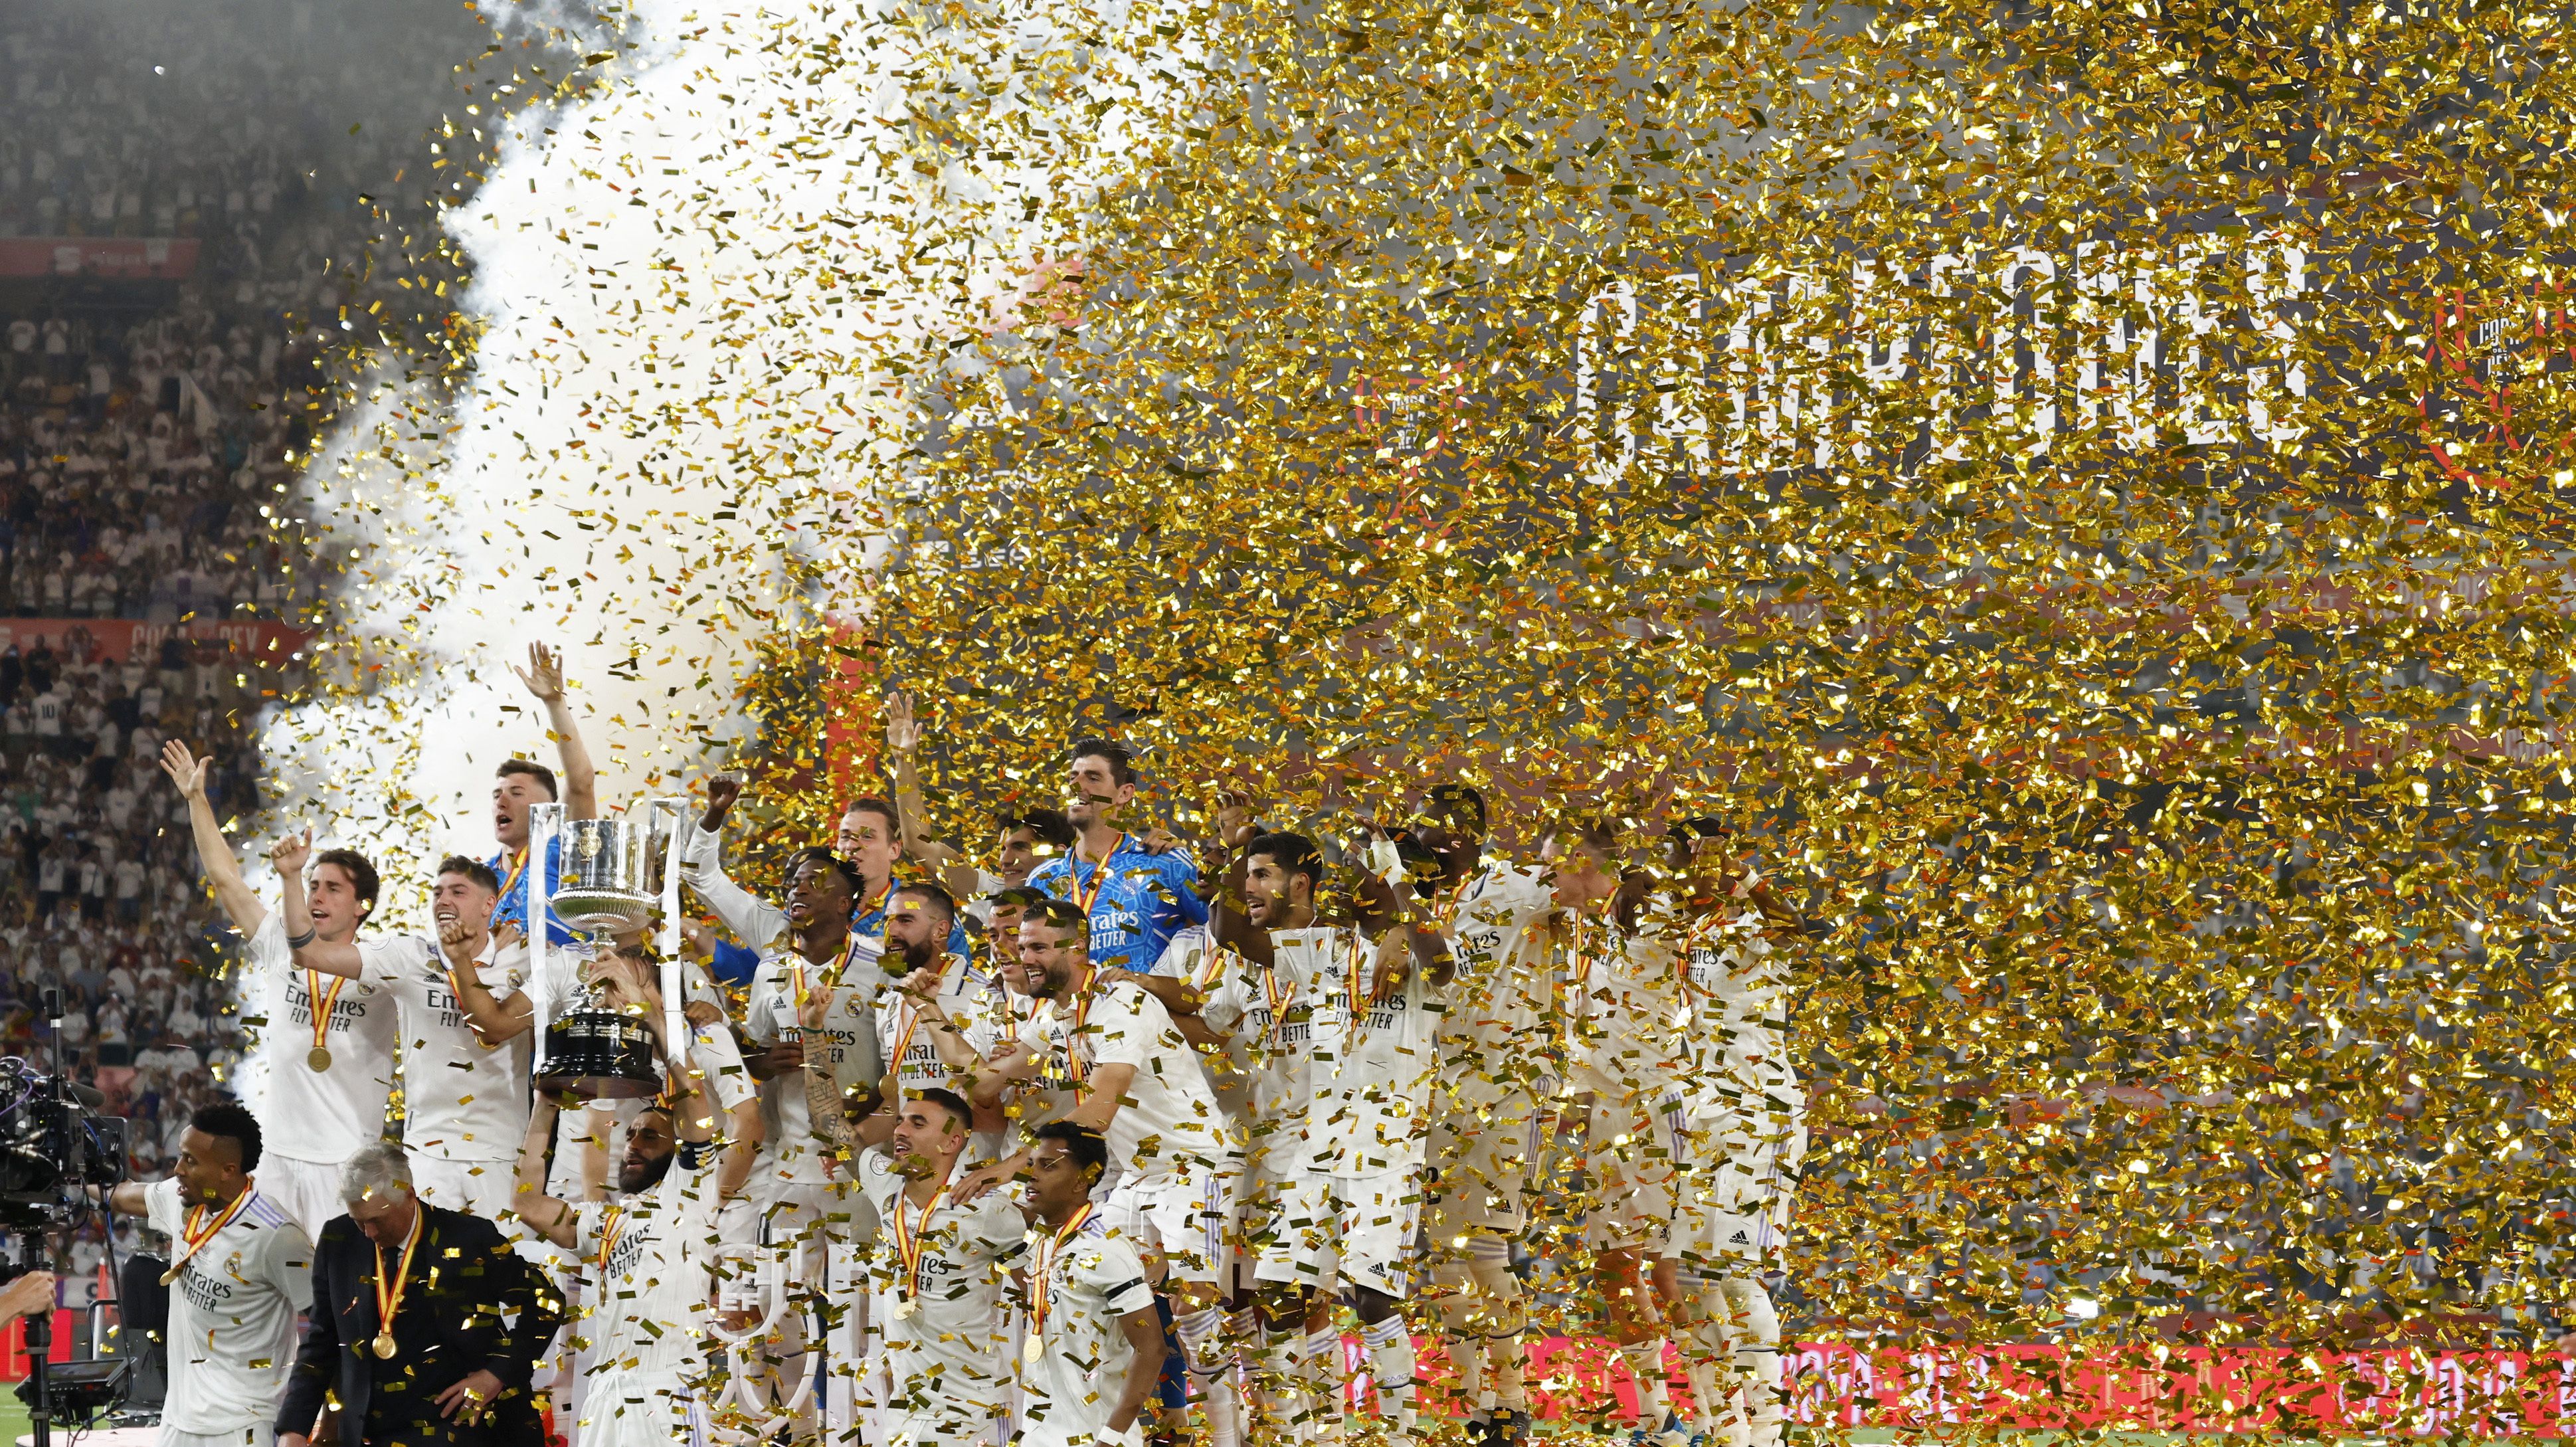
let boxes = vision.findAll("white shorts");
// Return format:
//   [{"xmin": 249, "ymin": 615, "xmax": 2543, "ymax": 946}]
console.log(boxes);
[
  {"xmin": 160, "ymin": 1426, "xmax": 275, "ymax": 1447},
  {"xmin": 260, "ymin": 1154, "xmax": 348, "ymax": 1243},
  {"xmin": 881, "ymin": 1406, "xmax": 1000, "ymax": 1447},
  {"xmin": 1424, "ymin": 1094, "xmax": 1536, "ymax": 1241},
  {"xmin": 576, "ymin": 1369, "xmax": 705, "ymax": 1447},
  {"xmin": 1254, "ymin": 1170, "xmax": 1422, "ymax": 1301},
  {"xmin": 1669, "ymin": 1113, "xmax": 1805, "ymax": 1270},
  {"xmin": 1583, "ymin": 1096, "xmax": 1677, "ymax": 1252},
  {"xmin": 1014, "ymin": 1424, "xmax": 1142, "ymax": 1447},
  {"xmin": 751, "ymin": 1175, "xmax": 862, "ymax": 1255},
  {"xmin": 409, "ymin": 1153, "xmax": 519, "ymax": 1222},
  {"xmin": 1099, "ymin": 1161, "xmax": 1238, "ymax": 1286}
]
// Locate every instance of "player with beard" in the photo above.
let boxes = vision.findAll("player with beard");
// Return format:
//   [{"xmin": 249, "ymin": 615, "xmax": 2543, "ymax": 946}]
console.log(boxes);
[
  {"xmin": 1657, "ymin": 819, "xmax": 1805, "ymax": 1447},
  {"xmin": 161, "ymin": 742, "xmax": 397, "ymax": 1242},
  {"xmin": 875, "ymin": 883, "xmax": 1008, "ymax": 1117},
  {"xmin": 1185, "ymin": 829, "xmax": 1332, "ymax": 1438},
  {"xmin": 1404, "ymin": 783, "xmax": 1551, "ymax": 1447},
  {"xmin": 1026, "ymin": 739, "xmax": 1207, "ymax": 975},
  {"xmin": 511, "ymin": 949, "xmax": 745, "ymax": 1447},
  {"xmin": 484, "ymin": 642, "xmax": 598, "ymax": 949},
  {"xmin": 1248, "ymin": 831, "xmax": 1451, "ymax": 1446},
  {"xmin": 1549, "ymin": 821, "xmax": 1692, "ymax": 1444},
  {"xmin": 104, "ymin": 1102, "xmax": 312, "ymax": 1447},
  {"xmin": 957, "ymin": 898, "xmax": 1243, "ymax": 1447},
  {"xmin": 284, "ymin": 851, "xmax": 532, "ymax": 1220}
]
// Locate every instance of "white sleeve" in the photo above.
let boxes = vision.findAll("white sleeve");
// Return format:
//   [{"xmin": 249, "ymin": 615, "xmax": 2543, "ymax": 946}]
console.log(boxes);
[
  {"xmin": 260, "ymin": 1220, "xmax": 314, "ymax": 1314},
  {"xmin": 743, "ymin": 970, "xmax": 783, "ymax": 1049},
  {"xmin": 687, "ymin": 1017, "xmax": 758, "ymax": 1114},
  {"xmin": 142, "ymin": 1177, "xmax": 181, "ymax": 1237},
  {"xmin": 678, "ymin": 823, "xmax": 787, "ymax": 949},
  {"xmin": 1081, "ymin": 1236, "xmax": 1156, "ymax": 1317},
  {"xmin": 354, "ymin": 935, "xmax": 431, "ymax": 989}
]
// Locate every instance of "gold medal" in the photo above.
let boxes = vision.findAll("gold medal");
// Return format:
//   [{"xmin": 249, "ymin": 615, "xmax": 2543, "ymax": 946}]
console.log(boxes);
[
  {"xmin": 893, "ymin": 1296, "xmax": 919, "ymax": 1321},
  {"xmin": 302, "ymin": 969, "xmax": 349, "ymax": 1076},
  {"xmin": 1022, "ymin": 1334, "xmax": 1044, "ymax": 1366},
  {"xmin": 371, "ymin": 1208, "xmax": 426, "ymax": 1363}
]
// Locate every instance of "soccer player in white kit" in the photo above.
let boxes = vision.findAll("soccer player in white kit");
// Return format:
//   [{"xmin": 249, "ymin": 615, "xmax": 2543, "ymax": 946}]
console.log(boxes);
[
  {"xmin": 1407, "ymin": 784, "xmax": 1552, "ymax": 1447},
  {"xmin": 511, "ymin": 950, "xmax": 745, "ymax": 1447},
  {"xmin": 1246, "ymin": 834, "xmax": 1450, "ymax": 1446},
  {"xmin": 960, "ymin": 896, "xmax": 1243, "ymax": 1447},
  {"xmin": 1168, "ymin": 826, "xmax": 1320, "ymax": 1437},
  {"xmin": 1014, "ymin": 1122, "xmax": 1170, "ymax": 1447},
  {"xmin": 875, "ymin": 882, "xmax": 1010, "ymax": 1149},
  {"xmin": 1660, "ymin": 820, "xmax": 1806, "ymax": 1447},
  {"xmin": 105, "ymin": 1102, "xmax": 314, "ymax": 1447},
  {"xmin": 161, "ymin": 741, "xmax": 398, "ymax": 1242},
  {"xmin": 282, "ymin": 855, "xmax": 533, "ymax": 1221},
  {"xmin": 798, "ymin": 1064, "xmax": 1025, "ymax": 1447},
  {"xmin": 737, "ymin": 848, "xmax": 891, "ymax": 1437},
  {"xmin": 1548, "ymin": 821, "xmax": 1693, "ymax": 1443}
]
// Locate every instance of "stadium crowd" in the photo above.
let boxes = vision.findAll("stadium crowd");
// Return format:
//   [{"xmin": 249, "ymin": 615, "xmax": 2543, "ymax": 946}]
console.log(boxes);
[{"xmin": 0, "ymin": 0, "xmax": 493, "ymax": 1312}]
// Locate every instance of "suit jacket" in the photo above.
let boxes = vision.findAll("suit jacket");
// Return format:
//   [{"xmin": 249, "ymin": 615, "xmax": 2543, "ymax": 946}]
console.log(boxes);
[{"xmin": 275, "ymin": 1203, "xmax": 561, "ymax": 1447}]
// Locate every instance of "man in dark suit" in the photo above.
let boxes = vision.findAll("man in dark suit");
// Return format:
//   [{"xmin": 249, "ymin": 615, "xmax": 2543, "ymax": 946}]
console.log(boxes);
[{"xmin": 276, "ymin": 1140, "xmax": 562, "ymax": 1447}]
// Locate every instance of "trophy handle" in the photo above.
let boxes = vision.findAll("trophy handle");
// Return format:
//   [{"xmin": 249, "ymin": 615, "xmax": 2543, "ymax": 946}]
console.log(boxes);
[
  {"xmin": 651, "ymin": 797, "xmax": 688, "ymax": 1067},
  {"xmin": 527, "ymin": 801, "xmax": 563, "ymax": 1079}
]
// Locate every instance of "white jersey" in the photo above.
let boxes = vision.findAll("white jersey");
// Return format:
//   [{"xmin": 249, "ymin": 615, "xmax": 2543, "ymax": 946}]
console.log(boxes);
[
  {"xmin": 1020, "ymin": 1216, "xmax": 1157, "ymax": 1443},
  {"xmin": 874, "ymin": 951, "xmax": 1006, "ymax": 1098},
  {"xmin": 1014, "ymin": 973, "xmax": 1236, "ymax": 1177},
  {"xmin": 147, "ymin": 1178, "xmax": 312, "ymax": 1434},
  {"xmin": 1299, "ymin": 927, "xmax": 1440, "ymax": 1177},
  {"xmin": 856, "ymin": 1149, "xmax": 1024, "ymax": 1412},
  {"xmin": 359, "ymin": 935, "xmax": 532, "ymax": 1163},
  {"xmin": 1433, "ymin": 862, "xmax": 1553, "ymax": 1113},
  {"xmin": 1675, "ymin": 890, "xmax": 1797, "ymax": 1125},
  {"xmin": 249, "ymin": 911, "xmax": 397, "ymax": 1164},
  {"xmin": 743, "ymin": 941, "xmax": 891, "ymax": 1187},
  {"xmin": 1566, "ymin": 913, "xmax": 1686, "ymax": 1100},
  {"xmin": 1196, "ymin": 935, "xmax": 1317, "ymax": 1174},
  {"xmin": 572, "ymin": 1143, "xmax": 722, "ymax": 1382}
]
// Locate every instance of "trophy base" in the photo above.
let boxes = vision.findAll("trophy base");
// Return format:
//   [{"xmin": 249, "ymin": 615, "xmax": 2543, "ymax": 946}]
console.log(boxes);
[
  {"xmin": 541, "ymin": 1007, "xmax": 661, "ymax": 1101},
  {"xmin": 534, "ymin": 1070, "xmax": 665, "ymax": 1102}
]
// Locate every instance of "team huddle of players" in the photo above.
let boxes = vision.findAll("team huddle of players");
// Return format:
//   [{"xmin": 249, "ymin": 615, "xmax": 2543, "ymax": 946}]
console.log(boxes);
[{"xmin": 153, "ymin": 650, "xmax": 1807, "ymax": 1447}]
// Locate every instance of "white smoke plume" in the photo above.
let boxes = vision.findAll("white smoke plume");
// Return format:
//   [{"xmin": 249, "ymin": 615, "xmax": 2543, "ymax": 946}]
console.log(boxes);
[{"xmin": 262, "ymin": 0, "xmax": 1180, "ymax": 930}]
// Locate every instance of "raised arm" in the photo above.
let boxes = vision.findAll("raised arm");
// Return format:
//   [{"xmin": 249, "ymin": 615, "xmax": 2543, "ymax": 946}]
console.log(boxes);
[
  {"xmin": 160, "ymin": 740, "xmax": 262, "ymax": 936},
  {"xmin": 274, "ymin": 833, "xmax": 363, "ymax": 980},
  {"xmin": 883, "ymin": 690, "xmax": 962, "ymax": 874},
  {"xmin": 678, "ymin": 779, "xmax": 788, "ymax": 949},
  {"xmin": 514, "ymin": 642, "xmax": 597, "ymax": 821},
  {"xmin": 511, "ymin": 1096, "xmax": 580, "ymax": 1251},
  {"xmin": 1204, "ymin": 793, "xmax": 1271, "ymax": 964}
]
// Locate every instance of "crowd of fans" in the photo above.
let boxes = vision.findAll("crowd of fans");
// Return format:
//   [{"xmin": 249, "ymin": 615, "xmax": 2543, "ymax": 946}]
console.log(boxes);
[{"xmin": 0, "ymin": 0, "xmax": 497, "ymax": 1308}]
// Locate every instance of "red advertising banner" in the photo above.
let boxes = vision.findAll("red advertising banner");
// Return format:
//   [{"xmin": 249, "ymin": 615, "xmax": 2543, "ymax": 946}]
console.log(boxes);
[
  {"xmin": 0, "ymin": 237, "xmax": 200, "ymax": 280},
  {"xmin": 0, "ymin": 618, "xmax": 311, "ymax": 666},
  {"xmin": 1309, "ymin": 1336, "xmax": 2576, "ymax": 1437}
]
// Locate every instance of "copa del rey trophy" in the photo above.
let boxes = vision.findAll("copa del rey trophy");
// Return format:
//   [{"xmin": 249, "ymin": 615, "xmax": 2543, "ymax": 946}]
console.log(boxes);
[{"xmin": 525, "ymin": 798, "xmax": 688, "ymax": 1099}]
